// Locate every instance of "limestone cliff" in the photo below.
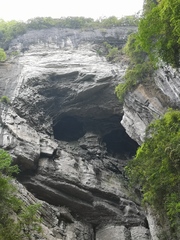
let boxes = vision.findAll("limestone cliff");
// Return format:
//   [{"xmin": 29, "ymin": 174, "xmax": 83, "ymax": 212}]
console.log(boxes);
[
  {"xmin": 0, "ymin": 26, "xmax": 177, "ymax": 239},
  {"xmin": 122, "ymin": 66, "xmax": 180, "ymax": 144}
]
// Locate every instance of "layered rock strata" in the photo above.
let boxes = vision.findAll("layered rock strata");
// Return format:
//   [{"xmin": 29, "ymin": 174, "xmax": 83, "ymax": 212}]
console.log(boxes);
[
  {"xmin": 0, "ymin": 26, "xmax": 175, "ymax": 239},
  {"xmin": 122, "ymin": 66, "xmax": 180, "ymax": 144}
]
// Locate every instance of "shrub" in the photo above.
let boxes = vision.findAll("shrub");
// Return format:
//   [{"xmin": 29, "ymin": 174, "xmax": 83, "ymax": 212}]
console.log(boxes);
[
  {"xmin": 115, "ymin": 33, "xmax": 154, "ymax": 102},
  {"xmin": 0, "ymin": 149, "xmax": 42, "ymax": 239},
  {"xmin": 0, "ymin": 48, "xmax": 6, "ymax": 61},
  {"xmin": 125, "ymin": 109, "xmax": 180, "ymax": 239},
  {"xmin": 0, "ymin": 96, "xmax": 10, "ymax": 104}
]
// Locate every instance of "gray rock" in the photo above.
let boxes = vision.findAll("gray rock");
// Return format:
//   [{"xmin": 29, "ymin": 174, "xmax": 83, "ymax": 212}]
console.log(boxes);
[
  {"xmin": 122, "ymin": 66, "xmax": 180, "ymax": 145},
  {"xmin": 130, "ymin": 226, "xmax": 151, "ymax": 240},
  {"xmin": 96, "ymin": 225, "xmax": 130, "ymax": 240},
  {"xmin": 122, "ymin": 83, "xmax": 170, "ymax": 144},
  {"xmin": 1, "ymin": 26, "xmax": 172, "ymax": 239}
]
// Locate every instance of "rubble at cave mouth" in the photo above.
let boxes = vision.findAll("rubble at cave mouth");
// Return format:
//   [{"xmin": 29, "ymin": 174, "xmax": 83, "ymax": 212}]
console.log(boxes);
[{"xmin": 53, "ymin": 115, "xmax": 139, "ymax": 159}]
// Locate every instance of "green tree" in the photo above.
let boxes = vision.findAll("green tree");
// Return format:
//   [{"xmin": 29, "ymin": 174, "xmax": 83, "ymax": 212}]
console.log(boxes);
[
  {"xmin": 115, "ymin": 0, "xmax": 180, "ymax": 103},
  {"xmin": 0, "ymin": 96, "xmax": 10, "ymax": 104},
  {"xmin": 0, "ymin": 48, "xmax": 6, "ymax": 61},
  {"xmin": 0, "ymin": 149, "xmax": 42, "ymax": 239},
  {"xmin": 100, "ymin": 16, "xmax": 120, "ymax": 27},
  {"xmin": 138, "ymin": 0, "xmax": 180, "ymax": 68},
  {"xmin": 0, "ymin": 149, "xmax": 21, "ymax": 240},
  {"xmin": 0, "ymin": 19, "xmax": 26, "ymax": 49},
  {"xmin": 101, "ymin": 41, "xmax": 120, "ymax": 61},
  {"xmin": 126, "ymin": 109, "xmax": 180, "ymax": 239},
  {"xmin": 115, "ymin": 33, "xmax": 154, "ymax": 102},
  {"xmin": 19, "ymin": 204, "xmax": 42, "ymax": 240}
]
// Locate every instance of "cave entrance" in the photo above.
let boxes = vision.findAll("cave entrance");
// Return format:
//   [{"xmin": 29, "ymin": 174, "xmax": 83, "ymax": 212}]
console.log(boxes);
[
  {"xmin": 53, "ymin": 115, "xmax": 139, "ymax": 159},
  {"xmin": 53, "ymin": 116, "xmax": 85, "ymax": 142},
  {"xmin": 102, "ymin": 128, "xmax": 139, "ymax": 159}
]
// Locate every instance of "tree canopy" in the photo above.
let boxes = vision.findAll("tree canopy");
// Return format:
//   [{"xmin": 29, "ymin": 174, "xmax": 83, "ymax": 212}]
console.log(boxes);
[
  {"xmin": 0, "ymin": 19, "xmax": 26, "ymax": 50},
  {"xmin": 138, "ymin": 0, "xmax": 180, "ymax": 68},
  {"xmin": 0, "ymin": 15, "xmax": 138, "ymax": 51}
]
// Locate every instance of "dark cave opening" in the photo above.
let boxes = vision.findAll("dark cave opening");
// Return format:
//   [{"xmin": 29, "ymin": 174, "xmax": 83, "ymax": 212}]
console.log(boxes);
[
  {"xmin": 53, "ymin": 115, "xmax": 139, "ymax": 158},
  {"xmin": 102, "ymin": 128, "xmax": 139, "ymax": 158},
  {"xmin": 53, "ymin": 116, "xmax": 85, "ymax": 142}
]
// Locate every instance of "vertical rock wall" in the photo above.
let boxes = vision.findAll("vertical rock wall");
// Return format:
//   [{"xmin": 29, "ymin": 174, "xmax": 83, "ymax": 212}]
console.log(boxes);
[{"xmin": 0, "ymin": 27, "xmax": 174, "ymax": 239}]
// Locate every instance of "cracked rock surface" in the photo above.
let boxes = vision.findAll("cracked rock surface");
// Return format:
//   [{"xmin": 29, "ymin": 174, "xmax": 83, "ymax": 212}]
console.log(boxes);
[{"xmin": 0, "ymin": 27, "xmax": 175, "ymax": 239}]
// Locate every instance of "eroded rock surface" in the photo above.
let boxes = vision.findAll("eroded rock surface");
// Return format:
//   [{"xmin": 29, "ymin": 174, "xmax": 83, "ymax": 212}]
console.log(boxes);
[
  {"xmin": 122, "ymin": 66, "xmax": 180, "ymax": 144},
  {"xmin": 0, "ymin": 27, "xmax": 165, "ymax": 239}
]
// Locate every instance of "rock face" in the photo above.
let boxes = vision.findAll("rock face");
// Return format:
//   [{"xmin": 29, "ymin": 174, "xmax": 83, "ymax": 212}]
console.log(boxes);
[
  {"xmin": 122, "ymin": 66, "xmax": 180, "ymax": 144},
  {"xmin": 0, "ymin": 26, "xmax": 175, "ymax": 239}
]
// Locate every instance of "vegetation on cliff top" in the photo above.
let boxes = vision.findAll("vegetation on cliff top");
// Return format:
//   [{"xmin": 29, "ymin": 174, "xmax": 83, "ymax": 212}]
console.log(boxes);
[
  {"xmin": 0, "ymin": 48, "xmax": 6, "ymax": 61},
  {"xmin": 0, "ymin": 149, "xmax": 42, "ymax": 240},
  {"xmin": 0, "ymin": 15, "xmax": 138, "ymax": 51},
  {"xmin": 115, "ymin": 0, "xmax": 180, "ymax": 102}
]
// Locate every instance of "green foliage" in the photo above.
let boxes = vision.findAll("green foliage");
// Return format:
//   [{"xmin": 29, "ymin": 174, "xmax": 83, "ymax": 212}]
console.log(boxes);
[
  {"xmin": 0, "ymin": 149, "xmax": 42, "ymax": 239},
  {"xmin": 0, "ymin": 96, "xmax": 10, "ymax": 104},
  {"xmin": 116, "ymin": 0, "xmax": 180, "ymax": 103},
  {"xmin": 120, "ymin": 15, "xmax": 140, "ymax": 26},
  {"xmin": 0, "ymin": 19, "xmax": 26, "ymax": 49},
  {"xmin": 138, "ymin": 0, "xmax": 180, "ymax": 68},
  {"xmin": 10, "ymin": 51, "xmax": 20, "ymax": 57},
  {"xmin": 0, "ymin": 219, "xmax": 21, "ymax": 240},
  {"xmin": 115, "ymin": 33, "xmax": 154, "ymax": 102},
  {"xmin": 102, "ymin": 42, "xmax": 119, "ymax": 61},
  {"xmin": 0, "ymin": 149, "xmax": 21, "ymax": 239},
  {"xmin": 123, "ymin": 33, "xmax": 147, "ymax": 64},
  {"xmin": 0, "ymin": 48, "xmax": 6, "ymax": 61},
  {"xmin": 115, "ymin": 78, "xmax": 137, "ymax": 102},
  {"xmin": 25, "ymin": 15, "xmax": 139, "ymax": 31},
  {"xmin": 99, "ymin": 15, "xmax": 139, "ymax": 27},
  {"xmin": 126, "ymin": 109, "xmax": 180, "ymax": 239},
  {"xmin": 107, "ymin": 47, "xmax": 119, "ymax": 61},
  {"xmin": 99, "ymin": 16, "xmax": 120, "ymax": 28},
  {"xmin": 19, "ymin": 204, "xmax": 42, "ymax": 239},
  {"xmin": 26, "ymin": 16, "xmax": 95, "ymax": 29},
  {"xmin": 0, "ymin": 149, "xmax": 19, "ymax": 175}
]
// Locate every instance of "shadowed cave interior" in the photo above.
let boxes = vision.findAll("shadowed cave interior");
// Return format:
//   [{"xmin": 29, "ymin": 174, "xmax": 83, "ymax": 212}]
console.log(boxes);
[
  {"xmin": 53, "ymin": 116, "xmax": 85, "ymax": 141},
  {"xmin": 53, "ymin": 115, "xmax": 139, "ymax": 158}
]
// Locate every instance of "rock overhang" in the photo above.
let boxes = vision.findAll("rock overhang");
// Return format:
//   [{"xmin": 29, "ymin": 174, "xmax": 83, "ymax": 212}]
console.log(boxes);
[
  {"xmin": 0, "ymin": 26, "xmax": 155, "ymax": 239},
  {"xmin": 52, "ymin": 114, "xmax": 139, "ymax": 158},
  {"xmin": 4, "ymin": 26, "xmax": 140, "ymax": 190}
]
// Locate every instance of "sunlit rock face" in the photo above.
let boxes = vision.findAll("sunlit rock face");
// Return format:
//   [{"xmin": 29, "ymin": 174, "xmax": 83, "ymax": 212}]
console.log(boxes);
[
  {"xmin": 0, "ymin": 26, "xmax": 165, "ymax": 239},
  {"xmin": 121, "ymin": 65, "xmax": 180, "ymax": 145},
  {"xmin": 121, "ymin": 83, "xmax": 169, "ymax": 144}
]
